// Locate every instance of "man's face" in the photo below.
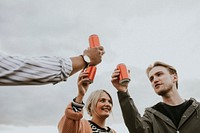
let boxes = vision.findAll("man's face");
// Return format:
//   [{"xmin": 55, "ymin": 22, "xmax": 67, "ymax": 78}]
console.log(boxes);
[{"xmin": 148, "ymin": 66, "xmax": 177, "ymax": 96}]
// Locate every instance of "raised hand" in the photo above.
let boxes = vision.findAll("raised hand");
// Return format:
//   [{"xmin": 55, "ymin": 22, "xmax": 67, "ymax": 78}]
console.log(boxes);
[
  {"xmin": 83, "ymin": 46, "xmax": 105, "ymax": 66},
  {"xmin": 111, "ymin": 68, "xmax": 129, "ymax": 92},
  {"xmin": 75, "ymin": 70, "xmax": 91, "ymax": 103}
]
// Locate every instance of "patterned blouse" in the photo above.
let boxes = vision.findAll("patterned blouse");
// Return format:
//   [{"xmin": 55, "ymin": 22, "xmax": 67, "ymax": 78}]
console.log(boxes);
[{"xmin": 89, "ymin": 120, "xmax": 114, "ymax": 133}]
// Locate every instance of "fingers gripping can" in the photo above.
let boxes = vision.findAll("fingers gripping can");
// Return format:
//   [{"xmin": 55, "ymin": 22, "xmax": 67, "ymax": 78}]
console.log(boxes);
[
  {"xmin": 84, "ymin": 34, "xmax": 100, "ymax": 83},
  {"xmin": 117, "ymin": 63, "xmax": 130, "ymax": 85},
  {"xmin": 85, "ymin": 66, "xmax": 97, "ymax": 83}
]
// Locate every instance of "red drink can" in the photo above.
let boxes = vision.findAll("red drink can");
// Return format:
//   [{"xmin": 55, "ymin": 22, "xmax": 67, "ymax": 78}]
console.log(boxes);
[
  {"xmin": 89, "ymin": 34, "xmax": 100, "ymax": 48},
  {"xmin": 85, "ymin": 66, "xmax": 97, "ymax": 83},
  {"xmin": 117, "ymin": 63, "xmax": 130, "ymax": 85}
]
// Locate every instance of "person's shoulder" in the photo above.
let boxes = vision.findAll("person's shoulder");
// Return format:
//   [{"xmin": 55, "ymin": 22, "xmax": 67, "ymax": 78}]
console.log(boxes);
[
  {"xmin": 189, "ymin": 97, "xmax": 199, "ymax": 103},
  {"xmin": 189, "ymin": 97, "xmax": 200, "ymax": 107}
]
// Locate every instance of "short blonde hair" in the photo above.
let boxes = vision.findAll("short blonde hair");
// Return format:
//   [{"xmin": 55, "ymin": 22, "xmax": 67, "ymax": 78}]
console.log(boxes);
[
  {"xmin": 85, "ymin": 89, "xmax": 113, "ymax": 116},
  {"xmin": 146, "ymin": 61, "xmax": 178, "ymax": 89}
]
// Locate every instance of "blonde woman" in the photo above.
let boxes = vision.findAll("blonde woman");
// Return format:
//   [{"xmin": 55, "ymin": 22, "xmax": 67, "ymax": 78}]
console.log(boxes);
[{"xmin": 58, "ymin": 70, "xmax": 116, "ymax": 133}]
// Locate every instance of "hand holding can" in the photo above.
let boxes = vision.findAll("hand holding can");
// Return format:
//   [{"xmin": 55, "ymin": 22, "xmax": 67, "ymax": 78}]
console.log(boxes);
[
  {"xmin": 117, "ymin": 63, "xmax": 130, "ymax": 85},
  {"xmin": 83, "ymin": 34, "xmax": 100, "ymax": 83},
  {"xmin": 85, "ymin": 66, "xmax": 97, "ymax": 83}
]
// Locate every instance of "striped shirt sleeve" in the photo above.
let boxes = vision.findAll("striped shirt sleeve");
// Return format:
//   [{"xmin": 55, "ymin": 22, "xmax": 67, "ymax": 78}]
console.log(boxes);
[{"xmin": 0, "ymin": 53, "xmax": 72, "ymax": 86}]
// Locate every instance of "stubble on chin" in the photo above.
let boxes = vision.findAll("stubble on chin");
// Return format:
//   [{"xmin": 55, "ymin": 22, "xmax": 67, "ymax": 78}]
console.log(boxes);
[
  {"xmin": 157, "ymin": 90, "xmax": 167, "ymax": 96},
  {"xmin": 156, "ymin": 87, "xmax": 171, "ymax": 96}
]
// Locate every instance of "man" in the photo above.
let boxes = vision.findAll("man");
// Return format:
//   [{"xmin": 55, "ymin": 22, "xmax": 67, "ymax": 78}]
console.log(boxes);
[
  {"xmin": 111, "ymin": 61, "xmax": 200, "ymax": 133},
  {"xmin": 0, "ymin": 46, "xmax": 104, "ymax": 85}
]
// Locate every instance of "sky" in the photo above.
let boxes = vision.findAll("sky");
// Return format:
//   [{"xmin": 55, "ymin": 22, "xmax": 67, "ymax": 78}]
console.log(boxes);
[{"xmin": 1, "ymin": 0, "xmax": 200, "ymax": 133}]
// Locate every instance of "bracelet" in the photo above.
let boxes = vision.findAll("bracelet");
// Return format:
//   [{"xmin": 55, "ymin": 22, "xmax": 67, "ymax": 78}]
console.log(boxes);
[
  {"xmin": 72, "ymin": 97, "xmax": 85, "ymax": 108},
  {"xmin": 72, "ymin": 97, "xmax": 85, "ymax": 112}
]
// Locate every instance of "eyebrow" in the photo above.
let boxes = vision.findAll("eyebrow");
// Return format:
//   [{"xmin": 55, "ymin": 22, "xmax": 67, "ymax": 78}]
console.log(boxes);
[
  {"xmin": 149, "ymin": 71, "xmax": 163, "ymax": 80},
  {"xmin": 99, "ymin": 97, "xmax": 113, "ymax": 104}
]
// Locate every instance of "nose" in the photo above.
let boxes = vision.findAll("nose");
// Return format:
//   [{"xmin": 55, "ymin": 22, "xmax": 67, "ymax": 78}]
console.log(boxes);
[
  {"xmin": 152, "ymin": 76, "xmax": 159, "ymax": 85},
  {"xmin": 153, "ymin": 76, "xmax": 159, "ymax": 82}
]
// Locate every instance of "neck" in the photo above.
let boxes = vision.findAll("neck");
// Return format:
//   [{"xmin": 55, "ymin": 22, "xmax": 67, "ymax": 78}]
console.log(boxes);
[
  {"xmin": 162, "ymin": 88, "xmax": 184, "ymax": 106},
  {"xmin": 91, "ymin": 116, "xmax": 106, "ymax": 128}
]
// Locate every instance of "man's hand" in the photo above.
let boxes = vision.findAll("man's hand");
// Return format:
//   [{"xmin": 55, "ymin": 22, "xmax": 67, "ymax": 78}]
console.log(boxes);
[
  {"xmin": 111, "ymin": 69, "xmax": 129, "ymax": 92},
  {"xmin": 83, "ymin": 46, "xmax": 105, "ymax": 66}
]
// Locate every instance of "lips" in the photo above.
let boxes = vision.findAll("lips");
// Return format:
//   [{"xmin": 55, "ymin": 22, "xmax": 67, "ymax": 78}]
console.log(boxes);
[
  {"xmin": 101, "ymin": 107, "xmax": 111, "ymax": 112},
  {"xmin": 155, "ymin": 83, "xmax": 162, "ymax": 88}
]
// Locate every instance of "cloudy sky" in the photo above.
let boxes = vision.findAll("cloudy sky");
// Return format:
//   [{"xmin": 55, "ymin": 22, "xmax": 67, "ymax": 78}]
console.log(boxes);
[{"xmin": 1, "ymin": 0, "xmax": 200, "ymax": 133}]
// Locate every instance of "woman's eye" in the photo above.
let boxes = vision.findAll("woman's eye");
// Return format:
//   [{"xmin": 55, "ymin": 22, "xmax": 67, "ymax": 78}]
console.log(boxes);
[{"xmin": 100, "ymin": 99, "xmax": 105, "ymax": 103}]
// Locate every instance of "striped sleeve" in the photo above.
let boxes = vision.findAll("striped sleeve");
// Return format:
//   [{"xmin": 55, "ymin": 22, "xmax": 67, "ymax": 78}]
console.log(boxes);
[{"xmin": 0, "ymin": 53, "xmax": 72, "ymax": 86}]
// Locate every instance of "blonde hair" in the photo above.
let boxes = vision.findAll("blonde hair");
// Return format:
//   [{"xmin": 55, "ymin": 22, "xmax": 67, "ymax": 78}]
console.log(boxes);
[
  {"xmin": 146, "ymin": 61, "xmax": 178, "ymax": 89},
  {"xmin": 85, "ymin": 89, "xmax": 113, "ymax": 116}
]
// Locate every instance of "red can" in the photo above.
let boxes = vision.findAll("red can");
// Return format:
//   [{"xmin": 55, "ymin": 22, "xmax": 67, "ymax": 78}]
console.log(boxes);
[
  {"xmin": 117, "ymin": 63, "xmax": 130, "ymax": 85},
  {"xmin": 85, "ymin": 66, "xmax": 97, "ymax": 83},
  {"xmin": 89, "ymin": 34, "xmax": 100, "ymax": 48}
]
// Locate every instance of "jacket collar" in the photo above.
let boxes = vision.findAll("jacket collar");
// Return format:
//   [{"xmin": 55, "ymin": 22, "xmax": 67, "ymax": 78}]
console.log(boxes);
[
  {"xmin": 145, "ymin": 98, "xmax": 199, "ymax": 129},
  {"xmin": 178, "ymin": 98, "xmax": 199, "ymax": 128}
]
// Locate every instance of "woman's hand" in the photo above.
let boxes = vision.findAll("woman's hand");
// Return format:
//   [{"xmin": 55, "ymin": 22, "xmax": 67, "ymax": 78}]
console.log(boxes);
[{"xmin": 75, "ymin": 70, "xmax": 91, "ymax": 103}]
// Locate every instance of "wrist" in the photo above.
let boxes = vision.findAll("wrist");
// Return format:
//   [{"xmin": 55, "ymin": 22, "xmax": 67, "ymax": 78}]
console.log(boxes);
[
  {"xmin": 118, "ymin": 87, "xmax": 128, "ymax": 92},
  {"xmin": 75, "ymin": 95, "xmax": 84, "ymax": 103},
  {"xmin": 118, "ymin": 89, "xmax": 127, "ymax": 93},
  {"xmin": 72, "ymin": 97, "xmax": 85, "ymax": 112},
  {"xmin": 80, "ymin": 55, "xmax": 90, "ymax": 68}
]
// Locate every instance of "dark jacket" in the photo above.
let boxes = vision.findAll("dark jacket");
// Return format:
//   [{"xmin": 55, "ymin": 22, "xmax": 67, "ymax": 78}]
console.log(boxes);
[{"xmin": 118, "ymin": 91, "xmax": 200, "ymax": 133}]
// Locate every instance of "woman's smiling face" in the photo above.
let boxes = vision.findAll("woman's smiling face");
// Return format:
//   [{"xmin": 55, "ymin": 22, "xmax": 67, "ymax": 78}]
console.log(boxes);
[{"xmin": 93, "ymin": 91, "xmax": 113, "ymax": 118}]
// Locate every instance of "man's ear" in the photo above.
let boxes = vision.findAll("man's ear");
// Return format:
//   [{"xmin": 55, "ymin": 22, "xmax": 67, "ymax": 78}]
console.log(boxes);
[{"xmin": 173, "ymin": 74, "xmax": 178, "ymax": 82}]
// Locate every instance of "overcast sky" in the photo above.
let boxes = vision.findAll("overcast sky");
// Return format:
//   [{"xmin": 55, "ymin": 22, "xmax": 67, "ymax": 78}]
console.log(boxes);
[{"xmin": 1, "ymin": 0, "xmax": 200, "ymax": 133}]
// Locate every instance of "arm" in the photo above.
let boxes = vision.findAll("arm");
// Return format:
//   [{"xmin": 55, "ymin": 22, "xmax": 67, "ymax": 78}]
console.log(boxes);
[
  {"xmin": 69, "ymin": 46, "xmax": 104, "ymax": 76},
  {"xmin": 58, "ymin": 70, "xmax": 91, "ymax": 133},
  {"xmin": 0, "ymin": 53, "xmax": 72, "ymax": 85},
  {"xmin": 117, "ymin": 91, "xmax": 144, "ymax": 133},
  {"xmin": 118, "ymin": 91, "xmax": 153, "ymax": 133},
  {"xmin": 58, "ymin": 103, "xmax": 84, "ymax": 133},
  {"xmin": 111, "ymin": 68, "xmax": 152, "ymax": 133},
  {"xmin": 0, "ymin": 46, "xmax": 104, "ymax": 86}
]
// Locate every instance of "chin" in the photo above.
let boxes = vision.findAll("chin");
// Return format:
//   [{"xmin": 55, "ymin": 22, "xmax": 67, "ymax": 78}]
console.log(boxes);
[
  {"xmin": 101, "ymin": 113, "xmax": 110, "ymax": 118},
  {"xmin": 157, "ymin": 90, "xmax": 168, "ymax": 96}
]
